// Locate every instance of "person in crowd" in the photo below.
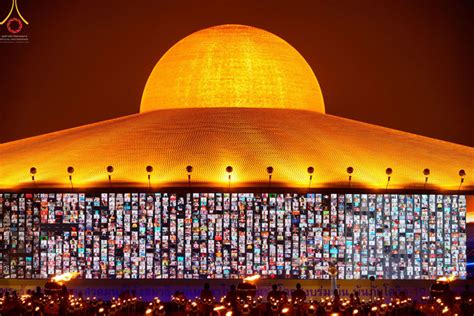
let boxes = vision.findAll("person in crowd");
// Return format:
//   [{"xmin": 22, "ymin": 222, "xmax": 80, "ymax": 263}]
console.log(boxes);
[
  {"xmin": 399, "ymin": 290, "xmax": 407, "ymax": 301},
  {"xmin": 461, "ymin": 284, "xmax": 472, "ymax": 302},
  {"xmin": 174, "ymin": 290, "xmax": 187, "ymax": 302},
  {"xmin": 316, "ymin": 302, "xmax": 326, "ymax": 316},
  {"xmin": 267, "ymin": 284, "xmax": 280, "ymax": 304},
  {"xmin": 237, "ymin": 279, "xmax": 257, "ymax": 300},
  {"xmin": 3, "ymin": 291, "xmax": 10, "ymax": 303},
  {"xmin": 119, "ymin": 289, "xmax": 131, "ymax": 300},
  {"xmin": 61, "ymin": 284, "xmax": 68, "ymax": 299},
  {"xmin": 200, "ymin": 283, "xmax": 214, "ymax": 315},
  {"xmin": 354, "ymin": 290, "xmax": 361, "ymax": 305},
  {"xmin": 279, "ymin": 287, "xmax": 288, "ymax": 303},
  {"xmin": 461, "ymin": 284, "xmax": 473, "ymax": 316},
  {"xmin": 33, "ymin": 286, "xmax": 43, "ymax": 300},
  {"xmin": 225, "ymin": 284, "xmax": 239, "ymax": 310},
  {"xmin": 332, "ymin": 289, "xmax": 341, "ymax": 312},
  {"xmin": 291, "ymin": 283, "xmax": 306, "ymax": 303},
  {"xmin": 200, "ymin": 283, "xmax": 213, "ymax": 301},
  {"xmin": 377, "ymin": 289, "xmax": 384, "ymax": 301},
  {"xmin": 166, "ymin": 290, "xmax": 187, "ymax": 313},
  {"xmin": 349, "ymin": 293, "xmax": 355, "ymax": 306}
]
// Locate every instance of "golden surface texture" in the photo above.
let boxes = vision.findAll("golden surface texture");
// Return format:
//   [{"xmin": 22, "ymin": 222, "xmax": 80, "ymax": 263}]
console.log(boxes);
[
  {"xmin": 140, "ymin": 25, "xmax": 325, "ymax": 113},
  {"xmin": 0, "ymin": 108, "xmax": 472, "ymax": 192}
]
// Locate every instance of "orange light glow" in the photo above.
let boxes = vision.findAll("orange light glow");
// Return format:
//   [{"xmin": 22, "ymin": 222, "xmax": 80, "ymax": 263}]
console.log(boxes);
[
  {"xmin": 243, "ymin": 274, "xmax": 261, "ymax": 283},
  {"xmin": 140, "ymin": 25, "xmax": 325, "ymax": 114},
  {"xmin": 213, "ymin": 306, "xmax": 226, "ymax": 311},
  {"xmin": 436, "ymin": 274, "xmax": 456, "ymax": 283},
  {"xmin": 51, "ymin": 272, "xmax": 80, "ymax": 285},
  {"xmin": 0, "ymin": 108, "xmax": 472, "ymax": 191}
]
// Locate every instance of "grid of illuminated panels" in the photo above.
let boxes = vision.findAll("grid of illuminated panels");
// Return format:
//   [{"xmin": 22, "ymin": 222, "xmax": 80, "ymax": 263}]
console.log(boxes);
[{"xmin": 0, "ymin": 193, "xmax": 466, "ymax": 280}]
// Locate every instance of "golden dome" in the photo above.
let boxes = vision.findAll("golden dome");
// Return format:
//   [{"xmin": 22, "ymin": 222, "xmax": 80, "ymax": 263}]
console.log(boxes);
[{"xmin": 140, "ymin": 24, "xmax": 325, "ymax": 113}]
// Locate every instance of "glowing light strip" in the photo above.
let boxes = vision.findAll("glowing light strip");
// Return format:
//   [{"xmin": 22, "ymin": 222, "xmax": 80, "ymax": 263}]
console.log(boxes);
[
  {"xmin": 14, "ymin": 0, "xmax": 28, "ymax": 24},
  {"xmin": 0, "ymin": 0, "xmax": 15, "ymax": 25},
  {"xmin": 0, "ymin": 0, "xmax": 29, "ymax": 25}
]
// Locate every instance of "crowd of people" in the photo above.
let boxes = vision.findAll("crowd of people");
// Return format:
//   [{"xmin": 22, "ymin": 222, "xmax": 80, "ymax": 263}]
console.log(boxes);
[{"xmin": 0, "ymin": 282, "xmax": 472, "ymax": 315}]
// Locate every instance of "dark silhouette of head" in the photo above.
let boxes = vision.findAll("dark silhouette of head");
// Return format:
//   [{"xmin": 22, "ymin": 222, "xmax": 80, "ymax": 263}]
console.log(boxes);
[
  {"xmin": 296, "ymin": 283, "xmax": 301, "ymax": 289},
  {"xmin": 272, "ymin": 284, "xmax": 278, "ymax": 291},
  {"xmin": 204, "ymin": 283, "xmax": 210, "ymax": 290}
]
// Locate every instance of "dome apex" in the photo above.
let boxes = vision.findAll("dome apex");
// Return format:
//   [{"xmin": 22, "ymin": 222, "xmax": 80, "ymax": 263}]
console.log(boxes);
[{"xmin": 140, "ymin": 24, "xmax": 325, "ymax": 113}]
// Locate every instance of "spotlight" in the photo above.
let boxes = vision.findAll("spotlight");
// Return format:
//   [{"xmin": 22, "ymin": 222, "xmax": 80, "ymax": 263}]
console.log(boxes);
[
  {"xmin": 67, "ymin": 166, "xmax": 74, "ymax": 190},
  {"xmin": 347, "ymin": 166, "xmax": 354, "ymax": 187},
  {"xmin": 106, "ymin": 165, "xmax": 114, "ymax": 185},
  {"xmin": 267, "ymin": 166, "xmax": 273, "ymax": 187},
  {"xmin": 423, "ymin": 168, "xmax": 430, "ymax": 188},
  {"xmin": 307, "ymin": 166, "xmax": 314, "ymax": 189},
  {"xmin": 186, "ymin": 165, "xmax": 193, "ymax": 187},
  {"xmin": 459, "ymin": 169, "xmax": 466, "ymax": 191},
  {"xmin": 30, "ymin": 167, "xmax": 37, "ymax": 182},
  {"xmin": 385, "ymin": 168, "xmax": 392, "ymax": 190},
  {"xmin": 226, "ymin": 166, "xmax": 233, "ymax": 189}
]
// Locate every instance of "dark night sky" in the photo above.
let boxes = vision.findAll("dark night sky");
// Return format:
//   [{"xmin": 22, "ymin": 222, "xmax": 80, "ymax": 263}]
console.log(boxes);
[{"xmin": 1, "ymin": 0, "xmax": 473, "ymax": 146}]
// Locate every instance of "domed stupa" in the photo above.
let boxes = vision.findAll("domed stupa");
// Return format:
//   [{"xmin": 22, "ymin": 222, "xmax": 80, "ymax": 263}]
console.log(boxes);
[
  {"xmin": 0, "ymin": 24, "xmax": 472, "ymax": 191},
  {"xmin": 140, "ymin": 24, "xmax": 325, "ymax": 113}
]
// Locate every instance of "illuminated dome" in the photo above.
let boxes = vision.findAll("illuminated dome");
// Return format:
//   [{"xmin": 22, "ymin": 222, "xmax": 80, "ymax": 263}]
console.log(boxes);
[
  {"xmin": 0, "ymin": 24, "xmax": 472, "ymax": 194},
  {"xmin": 140, "ymin": 24, "xmax": 325, "ymax": 113}
]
